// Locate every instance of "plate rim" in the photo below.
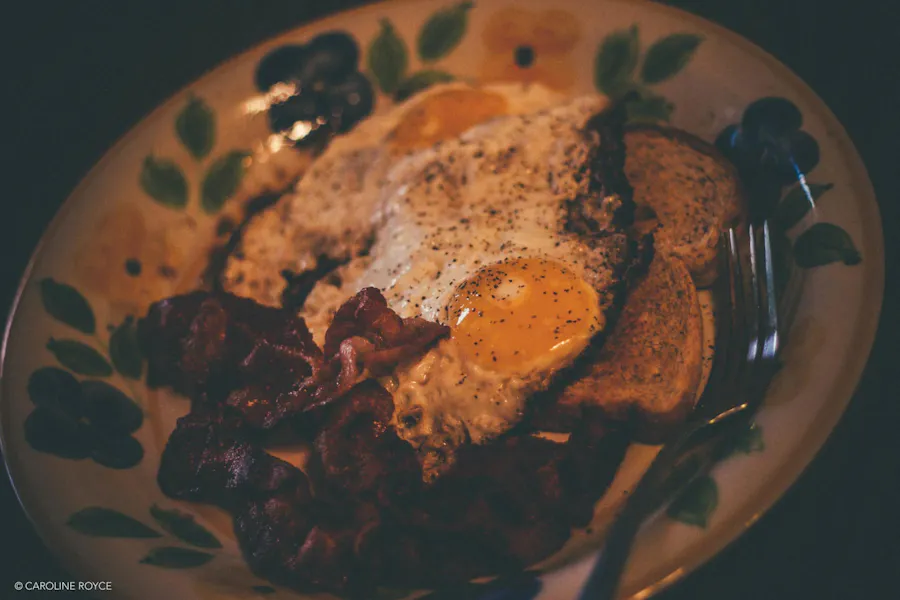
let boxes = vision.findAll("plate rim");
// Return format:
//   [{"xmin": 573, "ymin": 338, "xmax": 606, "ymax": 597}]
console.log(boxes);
[{"xmin": 0, "ymin": 0, "xmax": 885, "ymax": 598}]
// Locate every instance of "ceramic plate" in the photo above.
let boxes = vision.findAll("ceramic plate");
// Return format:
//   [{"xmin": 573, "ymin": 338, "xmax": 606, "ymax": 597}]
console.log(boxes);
[{"xmin": 0, "ymin": 0, "xmax": 883, "ymax": 598}]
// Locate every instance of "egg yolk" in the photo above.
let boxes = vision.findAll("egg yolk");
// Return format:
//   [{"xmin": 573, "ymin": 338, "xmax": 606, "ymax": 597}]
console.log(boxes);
[
  {"xmin": 390, "ymin": 88, "xmax": 509, "ymax": 150},
  {"xmin": 446, "ymin": 258, "xmax": 602, "ymax": 374}
]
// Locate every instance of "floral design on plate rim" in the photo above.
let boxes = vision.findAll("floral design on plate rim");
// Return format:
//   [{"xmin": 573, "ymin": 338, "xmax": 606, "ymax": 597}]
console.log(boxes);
[
  {"xmin": 593, "ymin": 25, "xmax": 702, "ymax": 122},
  {"xmin": 480, "ymin": 6, "xmax": 582, "ymax": 91},
  {"xmin": 26, "ymin": 280, "xmax": 145, "ymax": 468},
  {"xmin": 366, "ymin": 1, "xmax": 471, "ymax": 101},
  {"xmin": 66, "ymin": 505, "xmax": 223, "ymax": 570},
  {"xmin": 140, "ymin": 95, "xmax": 252, "ymax": 214}
]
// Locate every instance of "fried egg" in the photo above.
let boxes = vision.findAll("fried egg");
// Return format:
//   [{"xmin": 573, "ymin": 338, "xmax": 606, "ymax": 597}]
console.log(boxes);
[
  {"xmin": 225, "ymin": 83, "xmax": 633, "ymax": 479},
  {"xmin": 300, "ymin": 94, "xmax": 633, "ymax": 477},
  {"xmin": 223, "ymin": 81, "xmax": 565, "ymax": 307}
]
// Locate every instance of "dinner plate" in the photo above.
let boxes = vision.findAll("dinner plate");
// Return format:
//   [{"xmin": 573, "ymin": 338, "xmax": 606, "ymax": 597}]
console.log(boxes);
[{"xmin": 0, "ymin": 0, "xmax": 883, "ymax": 598}]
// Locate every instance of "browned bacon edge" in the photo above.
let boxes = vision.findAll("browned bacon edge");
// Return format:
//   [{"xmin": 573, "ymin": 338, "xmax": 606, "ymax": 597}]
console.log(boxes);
[{"xmin": 138, "ymin": 287, "xmax": 448, "ymax": 432}]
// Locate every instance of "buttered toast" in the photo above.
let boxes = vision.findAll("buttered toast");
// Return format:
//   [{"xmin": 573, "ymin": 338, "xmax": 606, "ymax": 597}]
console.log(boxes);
[
  {"xmin": 624, "ymin": 124, "xmax": 744, "ymax": 287},
  {"xmin": 533, "ymin": 251, "xmax": 704, "ymax": 444}
]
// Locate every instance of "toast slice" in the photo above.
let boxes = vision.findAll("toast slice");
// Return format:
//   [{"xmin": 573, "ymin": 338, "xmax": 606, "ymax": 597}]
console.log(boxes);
[
  {"xmin": 532, "ymin": 251, "xmax": 704, "ymax": 444},
  {"xmin": 624, "ymin": 124, "xmax": 744, "ymax": 287}
]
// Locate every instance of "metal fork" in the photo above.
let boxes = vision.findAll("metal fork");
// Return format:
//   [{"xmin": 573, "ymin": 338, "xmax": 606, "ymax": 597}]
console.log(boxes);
[{"xmin": 577, "ymin": 221, "xmax": 783, "ymax": 600}]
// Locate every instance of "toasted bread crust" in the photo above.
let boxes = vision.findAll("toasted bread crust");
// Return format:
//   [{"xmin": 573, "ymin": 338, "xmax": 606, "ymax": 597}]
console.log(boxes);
[
  {"xmin": 532, "ymin": 252, "xmax": 704, "ymax": 444},
  {"xmin": 624, "ymin": 124, "xmax": 745, "ymax": 288}
]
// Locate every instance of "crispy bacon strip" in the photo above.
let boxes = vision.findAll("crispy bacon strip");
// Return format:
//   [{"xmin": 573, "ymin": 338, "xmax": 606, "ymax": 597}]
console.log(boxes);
[
  {"xmin": 156, "ymin": 405, "xmax": 308, "ymax": 510},
  {"xmin": 139, "ymin": 292, "xmax": 323, "ymax": 399},
  {"xmin": 324, "ymin": 287, "xmax": 450, "ymax": 395},
  {"xmin": 310, "ymin": 381, "xmax": 423, "ymax": 503},
  {"xmin": 138, "ymin": 287, "xmax": 449, "ymax": 431},
  {"xmin": 156, "ymin": 387, "xmax": 393, "ymax": 596}
]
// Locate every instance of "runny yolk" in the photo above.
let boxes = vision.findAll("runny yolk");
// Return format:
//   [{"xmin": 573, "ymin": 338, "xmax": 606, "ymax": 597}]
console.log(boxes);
[
  {"xmin": 389, "ymin": 89, "xmax": 509, "ymax": 150},
  {"xmin": 446, "ymin": 258, "xmax": 602, "ymax": 374}
]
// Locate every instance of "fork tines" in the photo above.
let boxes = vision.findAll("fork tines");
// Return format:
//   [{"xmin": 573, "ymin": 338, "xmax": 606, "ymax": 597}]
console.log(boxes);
[{"xmin": 705, "ymin": 220, "xmax": 781, "ymax": 426}]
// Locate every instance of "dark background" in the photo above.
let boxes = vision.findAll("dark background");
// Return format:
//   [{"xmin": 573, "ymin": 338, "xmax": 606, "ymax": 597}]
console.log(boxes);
[{"xmin": 1, "ymin": 1, "xmax": 897, "ymax": 598}]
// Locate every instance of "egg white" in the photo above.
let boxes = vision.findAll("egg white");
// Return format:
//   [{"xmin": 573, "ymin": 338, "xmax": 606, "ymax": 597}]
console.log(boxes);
[
  {"xmin": 225, "ymin": 81, "xmax": 625, "ymax": 479},
  {"xmin": 294, "ymin": 90, "xmax": 624, "ymax": 479},
  {"xmin": 225, "ymin": 81, "xmax": 566, "ymax": 309}
]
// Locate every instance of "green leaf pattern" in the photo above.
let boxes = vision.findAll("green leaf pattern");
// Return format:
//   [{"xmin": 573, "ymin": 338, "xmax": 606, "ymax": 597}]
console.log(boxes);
[
  {"xmin": 640, "ymin": 33, "xmax": 703, "ymax": 84},
  {"xmin": 39, "ymin": 279, "xmax": 96, "ymax": 334},
  {"xmin": 594, "ymin": 26, "xmax": 640, "ymax": 96},
  {"xmin": 175, "ymin": 96, "xmax": 215, "ymax": 160},
  {"xmin": 368, "ymin": 19, "xmax": 409, "ymax": 95},
  {"xmin": 137, "ymin": 95, "xmax": 248, "ymax": 213},
  {"xmin": 665, "ymin": 422, "xmax": 765, "ymax": 528},
  {"xmin": 201, "ymin": 151, "xmax": 250, "ymax": 214},
  {"xmin": 46, "ymin": 339, "xmax": 113, "ymax": 377},
  {"xmin": 150, "ymin": 504, "xmax": 223, "ymax": 549},
  {"xmin": 66, "ymin": 505, "xmax": 223, "ymax": 570},
  {"xmin": 140, "ymin": 156, "xmax": 188, "ymax": 209},
  {"xmin": 67, "ymin": 507, "xmax": 161, "ymax": 538},
  {"xmin": 417, "ymin": 1, "xmax": 473, "ymax": 62},
  {"xmin": 366, "ymin": 2, "xmax": 470, "ymax": 103},
  {"xmin": 667, "ymin": 475, "xmax": 719, "ymax": 527},
  {"xmin": 593, "ymin": 27, "xmax": 702, "ymax": 123},
  {"xmin": 793, "ymin": 222, "xmax": 861, "ymax": 267}
]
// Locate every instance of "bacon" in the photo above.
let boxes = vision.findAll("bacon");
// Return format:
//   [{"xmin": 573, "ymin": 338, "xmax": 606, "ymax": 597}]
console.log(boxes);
[
  {"xmin": 309, "ymin": 381, "xmax": 422, "ymax": 503},
  {"xmin": 156, "ymin": 405, "xmax": 308, "ymax": 510},
  {"xmin": 144, "ymin": 285, "xmax": 628, "ymax": 596},
  {"xmin": 324, "ymin": 287, "xmax": 450, "ymax": 395},
  {"xmin": 138, "ymin": 291, "xmax": 323, "ymax": 401},
  {"xmin": 138, "ymin": 287, "xmax": 449, "ymax": 432}
]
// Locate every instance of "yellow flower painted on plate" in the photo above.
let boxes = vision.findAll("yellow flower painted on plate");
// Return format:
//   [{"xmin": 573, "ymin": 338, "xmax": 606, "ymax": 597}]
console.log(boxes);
[
  {"xmin": 73, "ymin": 205, "xmax": 202, "ymax": 317},
  {"xmin": 480, "ymin": 7, "xmax": 581, "ymax": 91}
]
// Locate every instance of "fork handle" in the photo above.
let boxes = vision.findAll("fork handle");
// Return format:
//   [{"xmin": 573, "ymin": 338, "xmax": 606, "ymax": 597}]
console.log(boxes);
[
  {"xmin": 578, "ymin": 407, "xmax": 754, "ymax": 600},
  {"xmin": 577, "ymin": 438, "xmax": 687, "ymax": 600}
]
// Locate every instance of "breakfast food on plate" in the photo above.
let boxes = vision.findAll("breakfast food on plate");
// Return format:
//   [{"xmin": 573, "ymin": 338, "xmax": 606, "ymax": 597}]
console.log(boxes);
[
  {"xmin": 530, "ymin": 251, "xmax": 704, "ymax": 444},
  {"xmin": 221, "ymin": 82, "xmax": 566, "ymax": 308},
  {"xmin": 222, "ymin": 85, "xmax": 649, "ymax": 479},
  {"xmin": 138, "ymin": 80, "xmax": 735, "ymax": 597},
  {"xmin": 624, "ymin": 124, "xmax": 744, "ymax": 287},
  {"xmin": 143, "ymin": 287, "xmax": 629, "ymax": 595},
  {"xmin": 140, "ymin": 286, "xmax": 455, "ymax": 433}
]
